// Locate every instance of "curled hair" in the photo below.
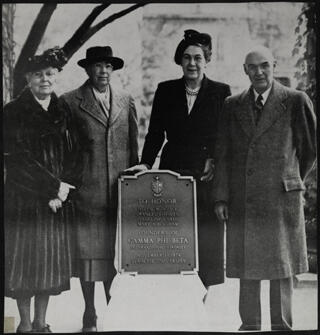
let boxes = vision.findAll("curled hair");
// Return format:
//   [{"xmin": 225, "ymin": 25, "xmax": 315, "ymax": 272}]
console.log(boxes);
[{"xmin": 174, "ymin": 29, "xmax": 212, "ymax": 65}]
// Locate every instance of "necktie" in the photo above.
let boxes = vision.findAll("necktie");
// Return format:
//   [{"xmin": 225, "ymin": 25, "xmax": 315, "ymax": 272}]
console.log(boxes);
[
  {"xmin": 99, "ymin": 92, "xmax": 110, "ymax": 117},
  {"xmin": 102, "ymin": 94, "xmax": 110, "ymax": 112},
  {"xmin": 254, "ymin": 94, "xmax": 263, "ymax": 125}
]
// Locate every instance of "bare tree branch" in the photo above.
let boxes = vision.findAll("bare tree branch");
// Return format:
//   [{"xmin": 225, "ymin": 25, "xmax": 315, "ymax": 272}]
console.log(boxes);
[
  {"xmin": 13, "ymin": 3, "xmax": 57, "ymax": 97},
  {"xmin": 12, "ymin": 2, "xmax": 148, "ymax": 97},
  {"xmin": 91, "ymin": 2, "xmax": 147, "ymax": 35},
  {"xmin": 62, "ymin": 3, "xmax": 111, "ymax": 57},
  {"xmin": 61, "ymin": 2, "xmax": 148, "ymax": 61}
]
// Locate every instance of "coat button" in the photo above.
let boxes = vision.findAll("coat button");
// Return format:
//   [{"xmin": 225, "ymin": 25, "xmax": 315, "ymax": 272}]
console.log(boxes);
[{"xmin": 247, "ymin": 169, "xmax": 253, "ymax": 176}]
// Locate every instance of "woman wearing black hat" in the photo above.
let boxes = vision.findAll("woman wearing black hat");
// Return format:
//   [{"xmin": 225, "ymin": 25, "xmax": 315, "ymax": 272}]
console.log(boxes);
[
  {"xmin": 128, "ymin": 30, "xmax": 231, "ymax": 294},
  {"xmin": 60, "ymin": 46, "xmax": 139, "ymax": 332},
  {"xmin": 4, "ymin": 48, "xmax": 75, "ymax": 333}
]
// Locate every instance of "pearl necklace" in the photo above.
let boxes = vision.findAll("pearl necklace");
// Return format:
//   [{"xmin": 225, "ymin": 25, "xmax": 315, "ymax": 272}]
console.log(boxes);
[{"xmin": 185, "ymin": 85, "xmax": 200, "ymax": 96}]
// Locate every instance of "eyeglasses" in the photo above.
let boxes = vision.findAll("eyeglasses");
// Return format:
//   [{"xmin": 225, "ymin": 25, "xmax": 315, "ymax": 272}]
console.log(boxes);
[
  {"xmin": 246, "ymin": 62, "xmax": 272, "ymax": 72},
  {"xmin": 182, "ymin": 54, "xmax": 205, "ymax": 63}
]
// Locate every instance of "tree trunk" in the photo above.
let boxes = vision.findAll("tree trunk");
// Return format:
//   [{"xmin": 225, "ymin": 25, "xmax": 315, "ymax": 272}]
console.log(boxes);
[
  {"xmin": 2, "ymin": 3, "xmax": 15, "ymax": 104},
  {"xmin": 11, "ymin": 2, "xmax": 147, "ymax": 97},
  {"xmin": 13, "ymin": 4, "xmax": 57, "ymax": 97}
]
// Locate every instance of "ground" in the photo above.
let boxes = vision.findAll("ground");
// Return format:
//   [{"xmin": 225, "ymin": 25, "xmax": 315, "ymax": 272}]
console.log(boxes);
[{"xmin": 4, "ymin": 273, "xmax": 317, "ymax": 333}]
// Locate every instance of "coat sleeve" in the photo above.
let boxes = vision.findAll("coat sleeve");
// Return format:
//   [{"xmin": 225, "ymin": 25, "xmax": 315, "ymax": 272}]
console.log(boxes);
[
  {"xmin": 292, "ymin": 91, "xmax": 317, "ymax": 181},
  {"xmin": 140, "ymin": 84, "xmax": 166, "ymax": 167},
  {"xmin": 128, "ymin": 95, "xmax": 139, "ymax": 166},
  {"xmin": 4, "ymin": 104, "xmax": 60, "ymax": 199},
  {"xmin": 212, "ymin": 97, "xmax": 232, "ymax": 202},
  {"xmin": 208, "ymin": 84, "xmax": 232, "ymax": 159},
  {"xmin": 58, "ymin": 96, "xmax": 85, "ymax": 188}
]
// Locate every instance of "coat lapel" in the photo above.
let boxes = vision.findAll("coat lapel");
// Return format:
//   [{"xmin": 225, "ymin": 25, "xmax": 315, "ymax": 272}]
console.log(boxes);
[
  {"xmin": 20, "ymin": 89, "xmax": 65, "ymax": 136},
  {"xmin": 108, "ymin": 85, "xmax": 126, "ymax": 127},
  {"xmin": 78, "ymin": 81, "xmax": 108, "ymax": 127},
  {"xmin": 234, "ymin": 88, "xmax": 256, "ymax": 139},
  {"xmin": 189, "ymin": 75, "xmax": 210, "ymax": 117},
  {"xmin": 171, "ymin": 78, "xmax": 188, "ymax": 117},
  {"xmin": 253, "ymin": 81, "xmax": 288, "ymax": 140}
]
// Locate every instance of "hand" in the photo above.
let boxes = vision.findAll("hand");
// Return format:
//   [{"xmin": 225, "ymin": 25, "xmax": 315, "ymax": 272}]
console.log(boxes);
[
  {"xmin": 48, "ymin": 198, "xmax": 62, "ymax": 213},
  {"xmin": 214, "ymin": 201, "xmax": 228, "ymax": 223},
  {"xmin": 58, "ymin": 182, "xmax": 75, "ymax": 202},
  {"xmin": 200, "ymin": 158, "xmax": 214, "ymax": 182},
  {"xmin": 125, "ymin": 164, "xmax": 150, "ymax": 173}
]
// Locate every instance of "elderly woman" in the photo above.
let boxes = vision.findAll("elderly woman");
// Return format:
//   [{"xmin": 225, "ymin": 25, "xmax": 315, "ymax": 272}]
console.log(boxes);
[
  {"xmin": 4, "ymin": 48, "xmax": 75, "ymax": 333},
  {"xmin": 60, "ymin": 46, "xmax": 139, "ymax": 332},
  {"xmin": 129, "ymin": 30, "xmax": 231, "ymax": 293}
]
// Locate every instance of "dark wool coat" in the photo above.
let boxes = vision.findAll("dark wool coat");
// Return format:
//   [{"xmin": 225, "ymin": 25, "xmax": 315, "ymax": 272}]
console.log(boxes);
[
  {"xmin": 213, "ymin": 80, "xmax": 316, "ymax": 280},
  {"xmin": 141, "ymin": 76, "xmax": 231, "ymax": 286},
  {"xmin": 60, "ymin": 81, "xmax": 139, "ymax": 261},
  {"xmin": 4, "ymin": 88, "xmax": 74, "ymax": 299}
]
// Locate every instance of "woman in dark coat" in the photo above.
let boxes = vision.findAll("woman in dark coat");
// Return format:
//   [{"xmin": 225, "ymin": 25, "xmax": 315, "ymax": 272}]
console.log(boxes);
[
  {"xmin": 4, "ymin": 48, "xmax": 75, "ymax": 333},
  {"xmin": 128, "ymin": 30, "xmax": 231, "ymax": 291}
]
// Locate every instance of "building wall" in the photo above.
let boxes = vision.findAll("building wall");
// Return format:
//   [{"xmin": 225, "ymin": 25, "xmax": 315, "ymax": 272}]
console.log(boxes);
[
  {"xmin": 12, "ymin": 3, "xmax": 303, "ymax": 147},
  {"xmin": 141, "ymin": 3, "xmax": 302, "ymax": 117}
]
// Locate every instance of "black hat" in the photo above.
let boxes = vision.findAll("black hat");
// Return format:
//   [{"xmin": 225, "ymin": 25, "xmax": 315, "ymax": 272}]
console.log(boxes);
[
  {"xmin": 174, "ymin": 29, "xmax": 212, "ymax": 65},
  {"xmin": 26, "ymin": 47, "xmax": 67, "ymax": 73},
  {"xmin": 78, "ymin": 46, "xmax": 124, "ymax": 70}
]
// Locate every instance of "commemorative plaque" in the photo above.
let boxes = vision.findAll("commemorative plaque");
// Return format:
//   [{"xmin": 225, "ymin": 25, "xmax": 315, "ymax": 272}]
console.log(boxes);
[{"xmin": 118, "ymin": 170, "xmax": 198, "ymax": 274}]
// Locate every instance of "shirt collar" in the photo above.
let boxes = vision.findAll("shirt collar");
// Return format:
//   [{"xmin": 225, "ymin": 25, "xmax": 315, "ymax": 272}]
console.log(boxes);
[
  {"xmin": 253, "ymin": 85, "xmax": 272, "ymax": 105},
  {"xmin": 32, "ymin": 93, "xmax": 51, "ymax": 111},
  {"xmin": 92, "ymin": 85, "xmax": 110, "ymax": 100}
]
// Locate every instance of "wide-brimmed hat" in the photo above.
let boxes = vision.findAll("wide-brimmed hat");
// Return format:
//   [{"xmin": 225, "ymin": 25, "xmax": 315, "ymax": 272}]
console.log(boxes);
[
  {"xmin": 174, "ymin": 29, "xmax": 212, "ymax": 65},
  {"xmin": 26, "ymin": 47, "xmax": 67, "ymax": 73},
  {"xmin": 77, "ymin": 46, "xmax": 124, "ymax": 70}
]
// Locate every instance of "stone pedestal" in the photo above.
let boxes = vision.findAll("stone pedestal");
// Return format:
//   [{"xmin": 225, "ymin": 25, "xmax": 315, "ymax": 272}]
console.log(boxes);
[
  {"xmin": 103, "ymin": 273, "xmax": 211, "ymax": 331},
  {"xmin": 106, "ymin": 171, "xmax": 209, "ymax": 331}
]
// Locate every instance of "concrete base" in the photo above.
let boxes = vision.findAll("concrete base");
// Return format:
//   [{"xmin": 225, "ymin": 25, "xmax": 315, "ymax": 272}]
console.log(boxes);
[
  {"xmin": 104, "ymin": 273, "xmax": 211, "ymax": 331},
  {"xmin": 294, "ymin": 273, "xmax": 318, "ymax": 289}
]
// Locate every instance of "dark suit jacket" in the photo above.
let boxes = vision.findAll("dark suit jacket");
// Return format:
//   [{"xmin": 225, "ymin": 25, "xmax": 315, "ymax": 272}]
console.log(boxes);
[{"xmin": 141, "ymin": 76, "xmax": 231, "ymax": 177}]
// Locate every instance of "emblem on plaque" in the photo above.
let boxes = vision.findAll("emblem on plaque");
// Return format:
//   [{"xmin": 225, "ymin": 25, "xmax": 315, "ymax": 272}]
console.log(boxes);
[{"xmin": 151, "ymin": 176, "xmax": 163, "ymax": 197}]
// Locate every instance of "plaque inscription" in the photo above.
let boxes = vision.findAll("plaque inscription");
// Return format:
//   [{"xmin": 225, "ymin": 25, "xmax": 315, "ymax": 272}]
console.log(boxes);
[{"xmin": 118, "ymin": 170, "xmax": 198, "ymax": 274}]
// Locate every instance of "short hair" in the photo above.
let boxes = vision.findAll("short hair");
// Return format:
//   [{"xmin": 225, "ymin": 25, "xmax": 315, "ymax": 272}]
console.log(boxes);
[{"xmin": 244, "ymin": 45, "xmax": 275, "ymax": 65}]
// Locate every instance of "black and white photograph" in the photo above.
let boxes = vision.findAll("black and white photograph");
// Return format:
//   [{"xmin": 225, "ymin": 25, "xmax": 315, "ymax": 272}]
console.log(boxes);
[{"xmin": 2, "ymin": 1, "xmax": 317, "ymax": 333}]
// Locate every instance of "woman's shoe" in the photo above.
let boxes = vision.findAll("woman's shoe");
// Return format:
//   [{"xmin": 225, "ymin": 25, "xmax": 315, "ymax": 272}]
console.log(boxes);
[
  {"xmin": 31, "ymin": 324, "xmax": 52, "ymax": 333},
  {"xmin": 82, "ymin": 312, "xmax": 97, "ymax": 332},
  {"xmin": 16, "ymin": 326, "xmax": 32, "ymax": 333}
]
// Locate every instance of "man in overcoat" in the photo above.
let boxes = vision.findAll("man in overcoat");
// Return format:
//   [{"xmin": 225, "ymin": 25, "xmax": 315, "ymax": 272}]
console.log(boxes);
[
  {"xmin": 213, "ymin": 46, "xmax": 316, "ymax": 331},
  {"xmin": 60, "ymin": 46, "xmax": 139, "ymax": 332}
]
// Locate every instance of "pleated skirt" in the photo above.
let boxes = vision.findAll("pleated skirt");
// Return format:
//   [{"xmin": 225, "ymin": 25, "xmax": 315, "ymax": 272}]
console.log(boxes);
[{"xmin": 5, "ymin": 194, "xmax": 75, "ymax": 299}]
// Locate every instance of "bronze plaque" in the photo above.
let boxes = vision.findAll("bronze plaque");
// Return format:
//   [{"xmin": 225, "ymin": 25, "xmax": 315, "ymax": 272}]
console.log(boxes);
[{"xmin": 118, "ymin": 170, "xmax": 198, "ymax": 274}]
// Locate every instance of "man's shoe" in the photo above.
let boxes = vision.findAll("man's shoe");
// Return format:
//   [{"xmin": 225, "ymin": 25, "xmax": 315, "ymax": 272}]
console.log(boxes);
[
  {"xmin": 82, "ymin": 312, "xmax": 97, "ymax": 332},
  {"xmin": 31, "ymin": 324, "xmax": 52, "ymax": 333},
  {"xmin": 16, "ymin": 326, "xmax": 32, "ymax": 333},
  {"xmin": 82, "ymin": 325, "xmax": 97, "ymax": 333},
  {"xmin": 271, "ymin": 323, "xmax": 293, "ymax": 331},
  {"xmin": 238, "ymin": 324, "xmax": 261, "ymax": 331}
]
